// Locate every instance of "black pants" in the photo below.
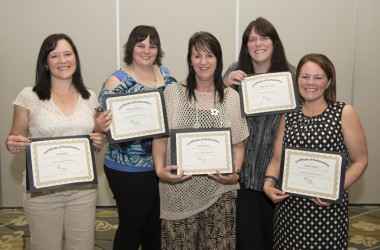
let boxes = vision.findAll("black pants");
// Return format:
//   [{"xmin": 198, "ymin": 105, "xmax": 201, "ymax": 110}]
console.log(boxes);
[
  {"xmin": 236, "ymin": 188, "xmax": 275, "ymax": 250},
  {"xmin": 104, "ymin": 167, "xmax": 161, "ymax": 250}
]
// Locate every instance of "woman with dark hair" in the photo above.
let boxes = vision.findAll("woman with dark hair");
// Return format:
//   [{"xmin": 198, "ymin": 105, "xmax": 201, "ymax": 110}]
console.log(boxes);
[
  {"xmin": 98, "ymin": 25, "xmax": 176, "ymax": 250},
  {"xmin": 152, "ymin": 31, "xmax": 249, "ymax": 249},
  {"xmin": 6, "ymin": 33, "xmax": 107, "ymax": 249},
  {"xmin": 264, "ymin": 53, "xmax": 368, "ymax": 249},
  {"xmin": 33, "ymin": 33, "xmax": 91, "ymax": 100},
  {"xmin": 223, "ymin": 17, "xmax": 295, "ymax": 249}
]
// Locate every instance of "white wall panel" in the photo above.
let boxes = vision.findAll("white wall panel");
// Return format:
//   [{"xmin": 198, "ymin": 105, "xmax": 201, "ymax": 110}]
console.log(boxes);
[
  {"xmin": 0, "ymin": 0, "xmax": 379, "ymax": 206},
  {"xmin": 349, "ymin": 0, "xmax": 380, "ymax": 203},
  {"xmin": 0, "ymin": 0, "xmax": 116, "ymax": 206},
  {"xmin": 239, "ymin": 0, "xmax": 356, "ymax": 103},
  {"xmin": 119, "ymin": 0, "xmax": 236, "ymax": 82}
]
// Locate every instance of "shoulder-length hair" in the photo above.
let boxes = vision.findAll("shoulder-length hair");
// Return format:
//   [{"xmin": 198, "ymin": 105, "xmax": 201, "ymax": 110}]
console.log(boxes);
[
  {"xmin": 237, "ymin": 17, "xmax": 290, "ymax": 74},
  {"xmin": 186, "ymin": 31, "xmax": 224, "ymax": 103},
  {"xmin": 123, "ymin": 25, "xmax": 163, "ymax": 66},
  {"xmin": 33, "ymin": 33, "xmax": 89, "ymax": 100},
  {"xmin": 296, "ymin": 53, "xmax": 336, "ymax": 103}
]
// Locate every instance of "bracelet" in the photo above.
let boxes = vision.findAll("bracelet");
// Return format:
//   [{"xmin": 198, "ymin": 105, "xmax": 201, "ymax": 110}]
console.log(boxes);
[
  {"xmin": 264, "ymin": 178, "xmax": 276, "ymax": 186},
  {"xmin": 263, "ymin": 175, "xmax": 278, "ymax": 187},
  {"xmin": 234, "ymin": 169, "xmax": 241, "ymax": 178},
  {"xmin": 96, "ymin": 106, "xmax": 104, "ymax": 112}
]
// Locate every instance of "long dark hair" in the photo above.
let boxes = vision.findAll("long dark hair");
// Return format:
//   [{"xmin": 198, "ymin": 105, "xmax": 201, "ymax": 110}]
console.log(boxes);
[
  {"xmin": 33, "ymin": 33, "xmax": 90, "ymax": 100},
  {"xmin": 296, "ymin": 53, "xmax": 336, "ymax": 103},
  {"xmin": 186, "ymin": 31, "xmax": 224, "ymax": 103},
  {"xmin": 123, "ymin": 25, "xmax": 163, "ymax": 66},
  {"xmin": 237, "ymin": 17, "xmax": 290, "ymax": 74}
]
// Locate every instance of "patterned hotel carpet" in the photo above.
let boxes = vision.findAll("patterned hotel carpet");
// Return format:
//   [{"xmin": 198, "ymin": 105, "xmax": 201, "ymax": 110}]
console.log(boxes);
[{"xmin": 0, "ymin": 206, "xmax": 379, "ymax": 249}]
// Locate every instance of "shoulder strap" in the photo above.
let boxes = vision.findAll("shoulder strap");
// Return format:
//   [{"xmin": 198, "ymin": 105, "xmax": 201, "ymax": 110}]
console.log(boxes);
[
  {"xmin": 112, "ymin": 70, "xmax": 127, "ymax": 81},
  {"xmin": 160, "ymin": 65, "xmax": 171, "ymax": 75}
]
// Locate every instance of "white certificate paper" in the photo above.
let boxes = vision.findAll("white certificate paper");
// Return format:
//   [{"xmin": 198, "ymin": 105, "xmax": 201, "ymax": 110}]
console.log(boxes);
[
  {"xmin": 280, "ymin": 147, "xmax": 347, "ymax": 203},
  {"xmin": 171, "ymin": 128, "xmax": 233, "ymax": 175},
  {"xmin": 239, "ymin": 72, "xmax": 298, "ymax": 116},
  {"xmin": 103, "ymin": 90, "xmax": 168, "ymax": 142},
  {"xmin": 26, "ymin": 136, "xmax": 97, "ymax": 192}
]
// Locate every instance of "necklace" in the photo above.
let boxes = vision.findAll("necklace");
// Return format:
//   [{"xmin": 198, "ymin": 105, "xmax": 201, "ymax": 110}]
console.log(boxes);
[
  {"xmin": 193, "ymin": 91, "xmax": 220, "ymax": 129},
  {"xmin": 130, "ymin": 64, "xmax": 160, "ymax": 87},
  {"xmin": 51, "ymin": 87, "xmax": 77, "ymax": 118}
]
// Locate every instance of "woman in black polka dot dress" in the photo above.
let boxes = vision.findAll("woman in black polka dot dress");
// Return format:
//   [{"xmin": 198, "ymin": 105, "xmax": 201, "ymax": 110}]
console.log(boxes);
[{"xmin": 263, "ymin": 53, "xmax": 368, "ymax": 249}]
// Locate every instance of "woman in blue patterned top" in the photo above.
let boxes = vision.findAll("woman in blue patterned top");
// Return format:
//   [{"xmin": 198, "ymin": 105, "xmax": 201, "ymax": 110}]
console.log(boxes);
[{"xmin": 98, "ymin": 25, "xmax": 177, "ymax": 250}]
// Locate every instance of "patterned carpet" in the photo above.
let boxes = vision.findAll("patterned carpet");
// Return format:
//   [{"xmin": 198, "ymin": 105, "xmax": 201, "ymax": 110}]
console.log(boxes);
[{"xmin": 0, "ymin": 206, "xmax": 379, "ymax": 249}]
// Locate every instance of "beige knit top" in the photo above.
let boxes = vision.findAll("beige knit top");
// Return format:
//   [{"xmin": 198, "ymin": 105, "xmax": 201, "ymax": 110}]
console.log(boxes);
[{"xmin": 160, "ymin": 82, "xmax": 249, "ymax": 220}]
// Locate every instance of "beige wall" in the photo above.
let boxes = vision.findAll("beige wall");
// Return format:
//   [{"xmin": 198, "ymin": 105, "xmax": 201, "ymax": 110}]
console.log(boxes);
[
  {"xmin": 348, "ymin": 1, "xmax": 380, "ymax": 203},
  {"xmin": 0, "ymin": 0, "xmax": 379, "ymax": 206}
]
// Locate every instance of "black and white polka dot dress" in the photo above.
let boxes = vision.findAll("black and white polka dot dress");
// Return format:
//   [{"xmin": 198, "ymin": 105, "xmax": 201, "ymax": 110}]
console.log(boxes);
[{"xmin": 274, "ymin": 102, "xmax": 349, "ymax": 249}]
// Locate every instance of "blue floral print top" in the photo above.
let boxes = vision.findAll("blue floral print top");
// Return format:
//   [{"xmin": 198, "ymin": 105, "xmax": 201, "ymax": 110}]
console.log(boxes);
[{"xmin": 99, "ymin": 66, "xmax": 176, "ymax": 172}]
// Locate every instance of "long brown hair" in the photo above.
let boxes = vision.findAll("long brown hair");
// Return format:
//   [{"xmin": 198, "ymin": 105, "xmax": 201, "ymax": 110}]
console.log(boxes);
[{"xmin": 237, "ymin": 17, "xmax": 290, "ymax": 74}]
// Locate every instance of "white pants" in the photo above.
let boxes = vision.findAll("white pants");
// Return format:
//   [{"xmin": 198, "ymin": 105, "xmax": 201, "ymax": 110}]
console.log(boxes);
[{"xmin": 23, "ymin": 188, "xmax": 97, "ymax": 250}]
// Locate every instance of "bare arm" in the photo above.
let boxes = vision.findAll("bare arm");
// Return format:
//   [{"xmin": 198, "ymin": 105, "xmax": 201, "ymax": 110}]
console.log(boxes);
[
  {"xmin": 152, "ymin": 136, "xmax": 191, "ymax": 183},
  {"xmin": 90, "ymin": 74, "xmax": 121, "ymax": 151},
  {"xmin": 232, "ymin": 141, "xmax": 245, "ymax": 172},
  {"xmin": 223, "ymin": 70, "xmax": 247, "ymax": 87},
  {"xmin": 263, "ymin": 115, "xmax": 289, "ymax": 202},
  {"xmin": 93, "ymin": 109, "xmax": 112, "ymax": 133},
  {"xmin": 104, "ymin": 75, "xmax": 122, "ymax": 90},
  {"xmin": 6, "ymin": 105, "xmax": 30, "ymax": 153},
  {"xmin": 341, "ymin": 104, "xmax": 368, "ymax": 189},
  {"xmin": 311, "ymin": 105, "xmax": 368, "ymax": 207}
]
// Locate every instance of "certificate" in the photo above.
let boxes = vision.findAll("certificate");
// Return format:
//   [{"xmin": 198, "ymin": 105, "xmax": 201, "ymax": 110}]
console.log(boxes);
[
  {"xmin": 170, "ymin": 128, "xmax": 233, "ymax": 175},
  {"xmin": 239, "ymin": 72, "xmax": 299, "ymax": 116},
  {"xmin": 102, "ymin": 89, "xmax": 168, "ymax": 142},
  {"xmin": 26, "ymin": 135, "xmax": 97, "ymax": 192},
  {"xmin": 279, "ymin": 146, "xmax": 347, "ymax": 203}
]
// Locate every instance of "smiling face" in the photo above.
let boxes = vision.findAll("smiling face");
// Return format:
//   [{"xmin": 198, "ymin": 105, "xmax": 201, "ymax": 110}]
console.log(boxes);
[
  {"xmin": 132, "ymin": 35, "xmax": 158, "ymax": 67},
  {"xmin": 247, "ymin": 27, "xmax": 274, "ymax": 70},
  {"xmin": 298, "ymin": 61, "xmax": 331, "ymax": 103},
  {"xmin": 47, "ymin": 39, "xmax": 76, "ymax": 82},
  {"xmin": 190, "ymin": 45, "xmax": 217, "ymax": 85}
]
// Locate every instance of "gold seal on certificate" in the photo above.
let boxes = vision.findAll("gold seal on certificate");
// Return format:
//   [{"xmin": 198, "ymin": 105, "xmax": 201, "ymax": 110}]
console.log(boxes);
[
  {"xmin": 279, "ymin": 146, "xmax": 347, "ymax": 203},
  {"xmin": 102, "ymin": 89, "xmax": 168, "ymax": 142},
  {"xmin": 170, "ymin": 128, "xmax": 233, "ymax": 175},
  {"xmin": 26, "ymin": 135, "xmax": 97, "ymax": 192},
  {"xmin": 239, "ymin": 72, "xmax": 298, "ymax": 116}
]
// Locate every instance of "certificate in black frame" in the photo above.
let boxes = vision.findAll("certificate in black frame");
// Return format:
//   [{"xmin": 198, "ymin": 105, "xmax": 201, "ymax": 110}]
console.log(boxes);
[
  {"xmin": 238, "ymin": 71, "xmax": 300, "ymax": 117},
  {"xmin": 170, "ymin": 128, "xmax": 234, "ymax": 175},
  {"xmin": 279, "ymin": 146, "xmax": 347, "ymax": 204},
  {"xmin": 26, "ymin": 135, "xmax": 97, "ymax": 192},
  {"xmin": 101, "ymin": 89, "xmax": 169, "ymax": 143}
]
